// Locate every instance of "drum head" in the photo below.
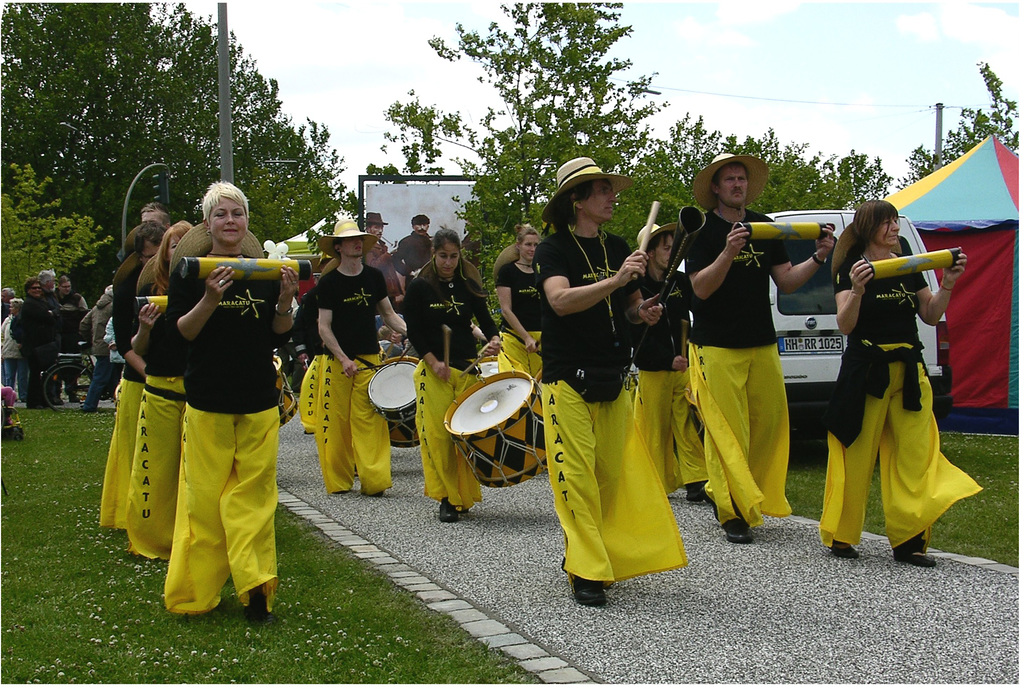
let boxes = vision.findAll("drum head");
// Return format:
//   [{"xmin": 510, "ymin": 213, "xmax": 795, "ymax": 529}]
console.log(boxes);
[
  {"xmin": 367, "ymin": 359, "xmax": 417, "ymax": 411},
  {"xmin": 448, "ymin": 372, "xmax": 533, "ymax": 435},
  {"xmin": 479, "ymin": 356, "xmax": 500, "ymax": 378}
]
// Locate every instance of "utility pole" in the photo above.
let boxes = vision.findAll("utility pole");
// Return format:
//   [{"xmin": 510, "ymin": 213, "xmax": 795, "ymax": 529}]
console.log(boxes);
[
  {"xmin": 933, "ymin": 102, "xmax": 944, "ymax": 171},
  {"xmin": 218, "ymin": 3, "xmax": 234, "ymax": 183}
]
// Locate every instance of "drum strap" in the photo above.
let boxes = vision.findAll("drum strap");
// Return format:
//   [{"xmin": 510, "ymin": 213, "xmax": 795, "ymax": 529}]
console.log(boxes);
[
  {"xmin": 354, "ymin": 355, "xmax": 379, "ymax": 370},
  {"xmin": 144, "ymin": 384, "xmax": 188, "ymax": 403}
]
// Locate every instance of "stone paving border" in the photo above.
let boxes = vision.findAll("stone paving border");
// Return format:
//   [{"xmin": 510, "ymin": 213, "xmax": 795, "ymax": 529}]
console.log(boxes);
[{"xmin": 278, "ymin": 490, "xmax": 595, "ymax": 684}]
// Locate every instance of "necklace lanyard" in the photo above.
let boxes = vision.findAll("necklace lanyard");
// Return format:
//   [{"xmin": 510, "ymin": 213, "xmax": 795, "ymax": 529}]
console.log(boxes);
[{"xmin": 569, "ymin": 227, "xmax": 618, "ymax": 336}]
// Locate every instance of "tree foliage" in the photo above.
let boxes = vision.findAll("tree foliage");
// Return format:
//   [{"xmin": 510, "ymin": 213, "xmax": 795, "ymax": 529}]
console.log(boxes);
[
  {"xmin": 902, "ymin": 62, "xmax": 1019, "ymax": 186},
  {"xmin": 1, "ymin": 163, "xmax": 109, "ymax": 290},
  {"xmin": 1, "ymin": 3, "xmax": 348, "ymax": 299}
]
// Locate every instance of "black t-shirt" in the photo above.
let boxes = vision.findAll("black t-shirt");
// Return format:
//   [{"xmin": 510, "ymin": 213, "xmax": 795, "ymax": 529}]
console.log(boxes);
[
  {"xmin": 295, "ymin": 283, "xmax": 322, "ymax": 356},
  {"xmin": 138, "ymin": 283, "xmax": 187, "ymax": 377},
  {"xmin": 496, "ymin": 261, "xmax": 542, "ymax": 332},
  {"xmin": 685, "ymin": 210, "xmax": 790, "ymax": 348},
  {"xmin": 631, "ymin": 270, "xmax": 693, "ymax": 371},
  {"xmin": 404, "ymin": 273, "xmax": 498, "ymax": 370},
  {"xmin": 166, "ymin": 270, "xmax": 288, "ymax": 414},
  {"xmin": 834, "ymin": 254, "xmax": 926, "ymax": 347},
  {"xmin": 113, "ymin": 265, "xmax": 144, "ymax": 383},
  {"xmin": 535, "ymin": 230, "xmax": 637, "ymax": 382},
  {"xmin": 316, "ymin": 266, "xmax": 388, "ymax": 356}
]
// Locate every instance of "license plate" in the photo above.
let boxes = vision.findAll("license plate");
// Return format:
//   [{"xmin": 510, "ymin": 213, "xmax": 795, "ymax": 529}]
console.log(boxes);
[{"xmin": 778, "ymin": 335, "xmax": 845, "ymax": 354}]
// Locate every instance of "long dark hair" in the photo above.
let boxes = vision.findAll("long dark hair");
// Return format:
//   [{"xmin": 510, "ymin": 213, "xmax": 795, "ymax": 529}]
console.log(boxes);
[
  {"xmin": 418, "ymin": 228, "xmax": 487, "ymax": 299},
  {"xmin": 547, "ymin": 180, "xmax": 595, "ymax": 234},
  {"xmin": 832, "ymin": 200, "xmax": 901, "ymax": 279}
]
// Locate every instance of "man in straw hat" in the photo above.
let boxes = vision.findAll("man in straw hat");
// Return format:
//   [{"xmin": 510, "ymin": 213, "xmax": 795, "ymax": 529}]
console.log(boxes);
[
  {"xmin": 685, "ymin": 153, "xmax": 834, "ymax": 544},
  {"xmin": 99, "ymin": 220, "xmax": 166, "ymax": 530},
  {"xmin": 535, "ymin": 156, "xmax": 686, "ymax": 607},
  {"xmin": 313, "ymin": 219, "xmax": 407, "ymax": 496},
  {"xmin": 630, "ymin": 222, "xmax": 708, "ymax": 501}
]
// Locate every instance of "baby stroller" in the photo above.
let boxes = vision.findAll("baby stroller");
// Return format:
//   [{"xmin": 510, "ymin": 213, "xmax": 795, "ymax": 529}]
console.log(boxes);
[{"xmin": 2, "ymin": 385, "xmax": 24, "ymax": 441}]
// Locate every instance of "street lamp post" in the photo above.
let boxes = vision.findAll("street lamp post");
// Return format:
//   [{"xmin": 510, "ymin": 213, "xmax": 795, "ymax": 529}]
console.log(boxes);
[{"xmin": 120, "ymin": 162, "xmax": 169, "ymax": 260}]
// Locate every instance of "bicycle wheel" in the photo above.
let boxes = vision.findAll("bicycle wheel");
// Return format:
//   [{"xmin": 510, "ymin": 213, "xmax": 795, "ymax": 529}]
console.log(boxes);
[{"xmin": 42, "ymin": 362, "xmax": 92, "ymax": 410}]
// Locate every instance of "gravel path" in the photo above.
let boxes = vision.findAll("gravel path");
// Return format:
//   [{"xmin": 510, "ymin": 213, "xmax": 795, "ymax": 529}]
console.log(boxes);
[{"xmin": 277, "ymin": 421, "xmax": 1019, "ymax": 684}]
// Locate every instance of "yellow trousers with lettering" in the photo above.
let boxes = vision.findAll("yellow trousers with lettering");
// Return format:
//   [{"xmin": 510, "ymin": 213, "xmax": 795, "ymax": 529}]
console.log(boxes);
[
  {"xmin": 100, "ymin": 378, "xmax": 144, "ymax": 529},
  {"xmin": 299, "ymin": 355, "xmax": 321, "ymax": 434},
  {"xmin": 126, "ymin": 376, "xmax": 185, "ymax": 560},
  {"xmin": 820, "ymin": 357, "xmax": 981, "ymax": 549},
  {"xmin": 414, "ymin": 360, "xmax": 481, "ymax": 511},
  {"xmin": 313, "ymin": 353, "xmax": 392, "ymax": 495},
  {"xmin": 634, "ymin": 369, "xmax": 706, "ymax": 494},
  {"xmin": 689, "ymin": 343, "xmax": 791, "ymax": 527},
  {"xmin": 497, "ymin": 330, "xmax": 543, "ymax": 378},
  {"xmin": 542, "ymin": 380, "xmax": 687, "ymax": 584},
  {"xmin": 164, "ymin": 406, "xmax": 279, "ymax": 614}
]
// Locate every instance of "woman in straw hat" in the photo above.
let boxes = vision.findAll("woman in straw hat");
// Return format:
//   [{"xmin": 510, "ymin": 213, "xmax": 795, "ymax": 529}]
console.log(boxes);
[
  {"xmin": 313, "ymin": 219, "xmax": 407, "ymax": 496},
  {"xmin": 99, "ymin": 220, "xmax": 167, "ymax": 530},
  {"xmin": 686, "ymin": 152, "xmax": 833, "ymax": 545},
  {"xmin": 535, "ymin": 156, "xmax": 686, "ymax": 607},
  {"xmin": 123, "ymin": 220, "xmax": 191, "ymax": 560},
  {"xmin": 820, "ymin": 199, "xmax": 978, "ymax": 567},
  {"xmin": 494, "ymin": 223, "xmax": 543, "ymax": 377},
  {"xmin": 404, "ymin": 228, "xmax": 500, "ymax": 523},
  {"xmin": 163, "ymin": 182, "xmax": 299, "ymax": 623}
]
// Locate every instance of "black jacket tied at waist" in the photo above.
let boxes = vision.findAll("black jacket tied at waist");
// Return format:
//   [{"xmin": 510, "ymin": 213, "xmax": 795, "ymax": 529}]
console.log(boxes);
[{"xmin": 824, "ymin": 338, "xmax": 924, "ymax": 448}]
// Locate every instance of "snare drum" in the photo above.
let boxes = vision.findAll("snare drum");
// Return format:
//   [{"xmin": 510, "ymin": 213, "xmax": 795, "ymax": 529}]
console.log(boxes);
[
  {"xmin": 478, "ymin": 356, "xmax": 500, "ymax": 378},
  {"xmin": 444, "ymin": 371, "xmax": 546, "ymax": 487},
  {"xmin": 367, "ymin": 356, "xmax": 420, "ymax": 447}
]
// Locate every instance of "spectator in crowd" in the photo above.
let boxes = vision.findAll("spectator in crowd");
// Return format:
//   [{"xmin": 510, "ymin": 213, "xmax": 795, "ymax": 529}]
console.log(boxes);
[
  {"xmin": 363, "ymin": 212, "xmax": 405, "ymax": 311},
  {"xmin": 79, "ymin": 286, "xmax": 115, "ymax": 412},
  {"xmin": 57, "ymin": 275, "xmax": 89, "ymax": 402},
  {"xmin": 1, "ymin": 298, "xmax": 29, "ymax": 402},
  {"xmin": 1, "ymin": 287, "xmax": 14, "ymax": 322},
  {"xmin": 393, "ymin": 214, "xmax": 433, "ymax": 278},
  {"xmin": 19, "ymin": 276, "xmax": 61, "ymax": 408}
]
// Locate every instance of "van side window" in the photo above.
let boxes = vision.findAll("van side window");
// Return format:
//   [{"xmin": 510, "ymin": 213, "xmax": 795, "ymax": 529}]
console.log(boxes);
[{"xmin": 777, "ymin": 238, "xmax": 837, "ymax": 316}]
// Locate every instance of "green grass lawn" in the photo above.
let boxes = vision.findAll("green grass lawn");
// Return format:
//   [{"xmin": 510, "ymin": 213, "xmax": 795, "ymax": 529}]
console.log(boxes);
[
  {"xmin": 787, "ymin": 431, "xmax": 1019, "ymax": 566},
  {"xmin": 1, "ymin": 409, "xmax": 534, "ymax": 684}
]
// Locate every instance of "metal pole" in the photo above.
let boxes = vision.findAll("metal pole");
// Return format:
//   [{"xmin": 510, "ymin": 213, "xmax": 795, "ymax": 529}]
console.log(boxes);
[
  {"xmin": 933, "ymin": 102, "xmax": 944, "ymax": 171},
  {"xmin": 120, "ymin": 163, "xmax": 168, "ymax": 261},
  {"xmin": 218, "ymin": 3, "xmax": 233, "ymax": 183}
]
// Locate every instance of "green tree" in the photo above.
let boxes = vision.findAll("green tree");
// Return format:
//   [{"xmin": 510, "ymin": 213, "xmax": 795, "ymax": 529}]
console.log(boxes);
[
  {"xmin": 902, "ymin": 62, "xmax": 1019, "ymax": 186},
  {"xmin": 1, "ymin": 163, "xmax": 109, "ymax": 290},
  {"xmin": 383, "ymin": 2, "xmax": 660, "ymax": 270},
  {"xmin": 1, "ymin": 3, "xmax": 347, "ymax": 299}
]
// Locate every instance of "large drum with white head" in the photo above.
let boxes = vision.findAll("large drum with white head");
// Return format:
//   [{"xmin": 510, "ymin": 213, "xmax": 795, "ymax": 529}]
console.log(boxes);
[
  {"xmin": 444, "ymin": 371, "xmax": 546, "ymax": 487},
  {"xmin": 367, "ymin": 356, "xmax": 419, "ymax": 447}
]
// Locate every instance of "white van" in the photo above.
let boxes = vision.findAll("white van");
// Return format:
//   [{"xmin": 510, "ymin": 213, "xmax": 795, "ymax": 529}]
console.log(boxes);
[{"xmin": 768, "ymin": 209, "xmax": 953, "ymax": 434}]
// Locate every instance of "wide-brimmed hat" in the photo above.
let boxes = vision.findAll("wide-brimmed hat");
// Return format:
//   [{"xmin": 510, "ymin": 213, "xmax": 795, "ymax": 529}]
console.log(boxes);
[
  {"xmin": 541, "ymin": 156, "xmax": 633, "ymax": 224},
  {"xmin": 365, "ymin": 212, "xmax": 388, "ymax": 226},
  {"xmin": 169, "ymin": 222, "xmax": 264, "ymax": 273},
  {"xmin": 693, "ymin": 153, "xmax": 768, "ymax": 211},
  {"xmin": 318, "ymin": 218, "xmax": 376, "ymax": 257},
  {"xmin": 636, "ymin": 222, "xmax": 676, "ymax": 250}
]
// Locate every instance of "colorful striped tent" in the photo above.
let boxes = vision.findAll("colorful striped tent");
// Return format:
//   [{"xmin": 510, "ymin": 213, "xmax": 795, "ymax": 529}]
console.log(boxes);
[{"xmin": 886, "ymin": 136, "xmax": 1019, "ymax": 434}]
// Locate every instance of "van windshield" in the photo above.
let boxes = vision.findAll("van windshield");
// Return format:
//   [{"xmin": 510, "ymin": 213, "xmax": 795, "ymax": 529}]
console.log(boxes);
[{"xmin": 777, "ymin": 239, "xmax": 837, "ymax": 315}]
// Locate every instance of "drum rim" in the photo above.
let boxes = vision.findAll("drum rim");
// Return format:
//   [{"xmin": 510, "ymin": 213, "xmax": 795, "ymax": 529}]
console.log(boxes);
[{"xmin": 443, "ymin": 370, "xmax": 537, "ymax": 435}]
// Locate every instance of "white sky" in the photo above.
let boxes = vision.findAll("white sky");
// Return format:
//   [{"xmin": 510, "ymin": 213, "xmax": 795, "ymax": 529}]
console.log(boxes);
[{"xmin": 189, "ymin": 1, "xmax": 1021, "ymax": 197}]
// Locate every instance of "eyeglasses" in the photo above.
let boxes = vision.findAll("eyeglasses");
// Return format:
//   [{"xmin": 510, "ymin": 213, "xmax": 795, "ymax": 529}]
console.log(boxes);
[{"xmin": 27, "ymin": 285, "xmax": 42, "ymax": 290}]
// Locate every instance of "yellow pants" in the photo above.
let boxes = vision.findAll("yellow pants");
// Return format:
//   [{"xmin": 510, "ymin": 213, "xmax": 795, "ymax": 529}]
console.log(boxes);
[
  {"xmin": 820, "ymin": 358, "xmax": 981, "ymax": 549},
  {"xmin": 634, "ymin": 369, "xmax": 707, "ymax": 494},
  {"xmin": 299, "ymin": 356, "xmax": 321, "ymax": 434},
  {"xmin": 164, "ymin": 406, "xmax": 279, "ymax": 614},
  {"xmin": 497, "ymin": 330, "xmax": 543, "ymax": 378},
  {"xmin": 126, "ymin": 376, "xmax": 185, "ymax": 560},
  {"xmin": 689, "ymin": 343, "xmax": 791, "ymax": 526},
  {"xmin": 542, "ymin": 380, "xmax": 687, "ymax": 583},
  {"xmin": 313, "ymin": 353, "xmax": 392, "ymax": 495},
  {"xmin": 100, "ymin": 378, "xmax": 144, "ymax": 529},
  {"xmin": 414, "ymin": 360, "xmax": 481, "ymax": 511}
]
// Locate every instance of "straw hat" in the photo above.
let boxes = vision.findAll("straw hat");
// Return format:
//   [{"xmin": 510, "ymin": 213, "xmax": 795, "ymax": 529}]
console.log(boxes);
[
  {"xmin": 318, "ymin": 218, "xmax": 376, "ymax": 257},
  {"xmin": 541, "ymin": 156, "xmax": 633, "ymax": 224},
  {"xmin": 636, "ymin": 222, "xmax": 676, "ymax": 250},
  {"xmin": 692, "ymin": 153, "xmax": 769, "ymax": 211},
  {"xmin": 491, "ymin": 243, "xmax": 521, "ymax": 282},
  {"xmin": 168, "ymin": 222, "xmax": 264, "ymax": 273}
]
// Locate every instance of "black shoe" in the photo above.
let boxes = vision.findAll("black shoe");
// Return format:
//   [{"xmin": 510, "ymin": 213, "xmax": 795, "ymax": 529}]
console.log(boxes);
[
  {"xmin": 244, "ymin": 589, "xmax": 275, "ymax": 624},
  {"xmin": 894, "ymin": 551, "xmax": 936, "ymax": 567},
  {"xmin": 366, "ymin": 490, "xmax": 385, "ymax": 497},
  {"xmin": 723, "ymin": 518, "xmax": 753, "ymax": 544},
  {"xmin": 439, "ymin": 497, "xmax": 459, "ymax": 523},
  {"xmin": 572, "ymin": 577, "xmax": 606, "ymax": 607},
  {"xmin": 684, "ymin": 481, "xmax": 708, "ymax": 503},
  {"xmin": 829, "ymin": 542, "xmax": 859, "ymax": 559}
]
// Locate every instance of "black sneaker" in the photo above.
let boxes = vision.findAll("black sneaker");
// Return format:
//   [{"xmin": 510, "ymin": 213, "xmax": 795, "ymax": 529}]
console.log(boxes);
[
  {"xmin": 723, "ymin": 518, "xmax": 753, "ymax": 544},
  {"xmin": 244, "ymin": 588, "xmax": 274, "ymax": 624},
  {"xmin": 439, "ymin": 497, "xmax": 459, "ymax": 523},
  {"xmin": 684, "ymin": 481, "xmax": 708, "ymax": 503},
  {"xmin": 572, "ymin": 577, "xmax": 606, "ymax": 607},
  {"xmin": 829, "ymin": 542, "xmax": 860, "ymax": 559}
]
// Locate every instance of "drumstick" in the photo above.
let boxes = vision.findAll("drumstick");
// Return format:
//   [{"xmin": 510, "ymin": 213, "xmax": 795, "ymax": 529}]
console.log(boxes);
[
  {"xmin": 441, "ymin": 324, "xmax": 452, "ymax": 369},
  {"xmin": 680, "ymin": 320, "xmax": 689, "ymax": 357},
  {"xmin": 637, "ymin": 201, "xmax": 661, "ymax": 253},
  {"xmin": 461, "ymin": 344, "xmax": 492, "ymax": 375}
]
